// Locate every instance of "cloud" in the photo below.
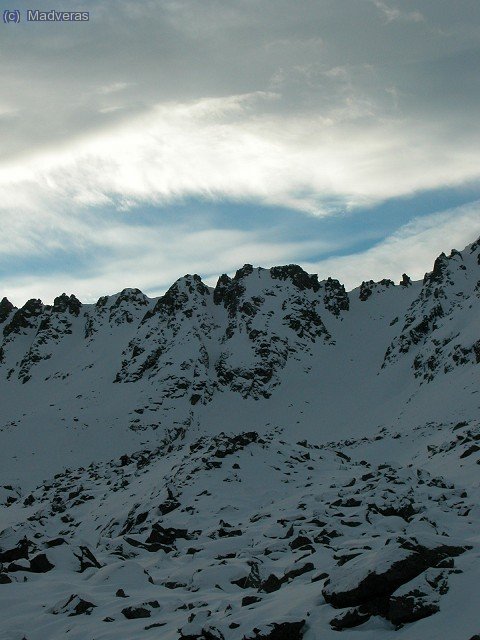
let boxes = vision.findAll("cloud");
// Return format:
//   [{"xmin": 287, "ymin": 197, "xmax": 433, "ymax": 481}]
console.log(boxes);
[
  {"xmin": 0, "ymin": 0, "xmax": 479, "ymax": 305},
  {"xmin": 0, "ymin": 222, "xmax": 329, "ymax": 305},
  {"xmin": 308, "ymin": 203, "xmax": 480, "ymax": 289},
  {"xmin": 1, "ymin": 88, "xmax": 480, "ymax": 242},
  {"xmin": 370, "ymin": 0, "xmax": 424, "ymax": 23},
  {"xmin": 3, "ymin": 199, "xmax": 479, "ymax": 308},
  {"xmin": 0, "ymin": 0, "xmax": 478, "ymax": 209}
]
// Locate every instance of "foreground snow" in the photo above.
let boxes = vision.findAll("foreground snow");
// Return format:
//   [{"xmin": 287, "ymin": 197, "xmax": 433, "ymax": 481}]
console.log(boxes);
[{"xmin": 0, "ymin": 419, "xmax": 479, "ymax": 639}]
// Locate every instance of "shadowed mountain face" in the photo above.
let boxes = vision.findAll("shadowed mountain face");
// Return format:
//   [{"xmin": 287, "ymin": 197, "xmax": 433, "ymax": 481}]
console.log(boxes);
[{"xmin": 0, "ymin": 237, "xmax": 479, "ymax": 639}]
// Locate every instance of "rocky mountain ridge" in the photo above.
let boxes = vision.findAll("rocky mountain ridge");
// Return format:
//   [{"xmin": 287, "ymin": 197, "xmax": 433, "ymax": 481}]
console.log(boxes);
[{"xmin": 1, "ymin": 237, "xmax": 478, "ymax": 398}]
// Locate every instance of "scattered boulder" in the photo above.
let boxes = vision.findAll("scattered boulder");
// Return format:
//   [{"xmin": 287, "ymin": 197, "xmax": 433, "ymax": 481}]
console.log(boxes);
[
  {"xmin": 74, "ymin": 546, "xmax": 102, "ymax": 572},
  {"xmin": 180, "ymin": 626, "xmax": 225, "ymax": 640},
  {"xmin": 260, "ymin": 574, "xmax": 282, "ymax": 593},
  {"xmin": 330, "ymin": 608, "xmax": 371, "ymax": 630},
  {"xmin": 388, "ymin": 588, "xmax": 440, "ymax": 625},
  {"xmin": 122, "ymin": 605, "xmax": 151, "ymax": 619},
  {"xmin": 386, "ymin": 569, "xmax": 448, "ymax": 625},
  {"xmin": 243, "ymin": 620, "xmax": 305, "ymax": 640},
  {"xmin": 69, "ymin": 598, "xmax": 96, "ymax": 616},
  {"xmin": 146, "ymin": 524, "xmax": 191, "ymax": 546},
  {"xmin": 323, "ymin": 541, "xmax": 465, "ymax": 609},
  {"xmin": 158, "ymin": 497, "xmax": 180, "ymax": 516},
  {"xmin": 289, "ymin": 535, "xmax": 312, "ymax": 551},
  {"xmin": 0, "ymin": 538, "xmax": 31, "ymax": 563},
  {"xmin": 51, "ymin": 594, "xmax": 96, "ymax": 617},
  {"xmin": 232, "ymin": 563, "xmax": 262, "ymax": 590},
  {"xmin": 45, "ymin": 538, "xmax": 67, "ymax": 548},
  {"xmin": 29, "ymin": 553, "xmax": 54, "ymax": 573}
]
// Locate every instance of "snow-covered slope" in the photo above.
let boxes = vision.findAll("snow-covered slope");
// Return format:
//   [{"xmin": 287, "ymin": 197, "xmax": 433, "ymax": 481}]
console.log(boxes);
[{"xmin": 0, "ymin": 236, "xmax": 479, "ymax": 639}]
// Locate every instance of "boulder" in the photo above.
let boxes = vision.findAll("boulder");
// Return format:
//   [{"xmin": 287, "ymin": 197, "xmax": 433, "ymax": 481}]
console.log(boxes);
[
  {"xmin": 243, "ymin": 621, "xmax": 305, "ymax": 640},
  {"xmin": 323, "ymin": 541, "xmax": 465, "ymax": 609}
]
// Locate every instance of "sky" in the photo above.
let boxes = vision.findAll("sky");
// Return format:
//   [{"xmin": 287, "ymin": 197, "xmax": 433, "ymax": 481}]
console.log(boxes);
[{"xmin": 1, "ymin": 0, "xmax": 480, "ymax": 305}]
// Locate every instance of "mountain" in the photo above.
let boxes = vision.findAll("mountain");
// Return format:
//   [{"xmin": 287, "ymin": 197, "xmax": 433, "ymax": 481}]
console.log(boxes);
[{"xmin": 0, "ymin": 236, "xmax": 479, "ymax": 640}]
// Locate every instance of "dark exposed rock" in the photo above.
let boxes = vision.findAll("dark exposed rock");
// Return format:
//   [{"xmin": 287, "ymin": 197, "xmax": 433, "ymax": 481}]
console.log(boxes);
[
  {"xmin": 289, "ymin": 535, "xmax": 312, "ymax": 551},
  {"xmin": 0, "ymin": 297, "xmax": 14, "ymax": 324},
  {"xmin": 260, "ymin": 574, "xmax": 282, "ymax": 593},
  {"xmin": 242, "ymin": 595, "xmax": 262, "ymax": 606},
  {"xmin": 212, "ymin": 432, "xmax": 259, "ymax": 458},
  {"xmin": 359, "ymin": 281, "xmax": 375, "ymax": 302},
  {"xmin": 158, "ymin": 497, "xmax": 181, "ymax": 516},
  {"xmin": 283, "ymin": 562, "xmax": 315, "ymax": 582},
  {"xmin": 311, "ymin": 572, "xmax": 329, "ymax": 583},
  {"xmin": 400, "ymin": 274, "xmax": 412, "ymax": 287},
  {"xmin": 321, "ymin": 278, "xmax": 349, "ymax": 315},
  {"xmin": 0, "ymin": 537, "xmax": 31, "ymax": 563},
  {"xmin": 270, "ymin": 265, "xmax": 320, "ymax": 292},
  {"xmin": 29, "ymin": 553, "xmax": 54, "ymax": 573},
  {"xmin": 120, "ymin": 508, "xmax": 149, "ymax": 535},
  {"xmin": 124, "ymin": 536, "xmax": 171, "ymax": 553},
  {"xmin": 232, "ymin": 563, "xmax": 261, "ymax": 590},
  {"xmin": 142, "ymin": 275, "xmax": 209, "ymax": 323},
  {"xmin": 359, "ymin": 279, "xmax": 394, "ymax": 301},
  {"xmin": 95, "ymin": 295, "xmax": 109, "ymax": 308},
  {"xmin": 3, "ymin": 299, "xmax": 43, "ymax": 337},
  {"xmin": 388, "ymin": 589, "xmax": 440, "ymax": 625},
  {"xmin": 460, "ymin": 444, "xmax": 480, "ymax": 459},
  {"xmin": 180, "ymin": 626, "xmax": 225, "ymax": 640},
  {"xmin": 473, "ymin": 339, "xmax": 480, "ymax": 364},
  {"xmin": 52, "ymin": 594, "xmax": 96, "ymax": 617},
  {"xmin": 213, "ymin": 272, "xmax": 247, "ymax": 316},
  {"xmin": 52, "ymin": 293, "xmax": 82, "ymax": 316},
  {"xmin": 323, "ymin": 543, "xmax": 466, "ymax": 609},
  {"xmin": 424, "ymin": 253, "xmax": 448, "ymax": 286},
  {"xmin": 218, "ymin": 527, "xmax": 243, "ymax": 538},
  {"xmin": 368, "ymin": 502, "xmax": 418, "ymax": 522},
  {"xmin": 112, "ymin": 288, "xmax": 149, "ymax": 312},
  {"xmin": 122, "ymin": 605, "xmax": 151, "ymax": 619},
  {"xmin": 69, "ymin": 598, "xmax": 96, "ymax": 616},
  {"xmin": 243, "ymin": 620, "xmax": 305, "ymax": 640},
  {"xmin": 146, "ymin": 524, "xmax": 191, "ymax": 546},
  {"xmin": 73, "ymin": 546, "xmax": 102, "ymax": 572},
  {"xmin": 330, "ymin": 608, "xmax": 371, "ymax": 630}
]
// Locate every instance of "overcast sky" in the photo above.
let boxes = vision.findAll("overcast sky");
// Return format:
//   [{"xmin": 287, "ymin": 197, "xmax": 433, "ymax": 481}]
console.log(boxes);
[{"xmin": 1, "ymin": 0, "xmax": 480, "ymax": 305}]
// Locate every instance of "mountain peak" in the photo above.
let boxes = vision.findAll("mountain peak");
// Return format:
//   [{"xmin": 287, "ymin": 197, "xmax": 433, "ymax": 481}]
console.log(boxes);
[
  {"xmin": 52, "ymin": 293, "xmax": 82, "ymax": 316},
  {"xmin": 0, "ymin": 297, "xmax": 15, "ymax": 324}
]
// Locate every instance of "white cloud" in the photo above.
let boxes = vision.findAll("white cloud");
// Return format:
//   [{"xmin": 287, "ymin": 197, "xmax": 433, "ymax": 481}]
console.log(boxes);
[
  {"xmin": 0, "ymin": 219, "xmax": 332, "ymax": 305},
  {"xmin": 309, "ymin": 203, "xmax": 480, "ymax": 289},
  {"xmin": 371, "ymin": 0, "xmax": 424, "ymax": 23},
  {"xmin": 0, "ymin": 0, "xmax": 479, "ymax": 306},
  {"xmin": 0, "ymin": 90, "xmax": 479, "ymax": 239},
  {"xmin": 3, "ymin": 201, "xmax": 480, "ymax": 308}
]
